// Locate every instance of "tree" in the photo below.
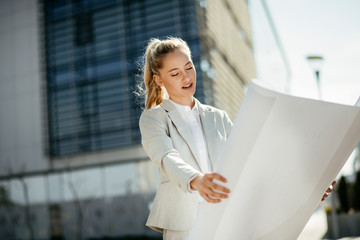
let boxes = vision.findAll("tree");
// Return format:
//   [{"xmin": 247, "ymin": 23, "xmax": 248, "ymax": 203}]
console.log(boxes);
[
  {"xmin": 0, "ymin": 186, "xmax": 12, "ymax": 206},
  {"xmin": 338, "ymin": 176, "xmax": 349, "ymax": 213},
  {"xmin": 353, "ymin": 171, "xmax": 360, "ymax": 211}
]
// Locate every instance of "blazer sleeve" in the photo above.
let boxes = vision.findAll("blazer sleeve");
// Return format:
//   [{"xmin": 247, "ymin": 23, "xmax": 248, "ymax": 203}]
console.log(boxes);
[{"xmin": 139, "ymin": 108, "xmax": 201, "ymax": 193}]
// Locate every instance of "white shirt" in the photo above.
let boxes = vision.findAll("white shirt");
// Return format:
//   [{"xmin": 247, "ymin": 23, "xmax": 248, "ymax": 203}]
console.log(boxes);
[{"xmin": 169, "ymin": 99, "xmax": 212, "ymax": 174}]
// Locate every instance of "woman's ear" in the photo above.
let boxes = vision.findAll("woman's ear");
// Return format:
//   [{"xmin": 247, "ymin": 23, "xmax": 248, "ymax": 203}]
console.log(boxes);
[{"xmin": 153, "ymin": 74, "xmax": 163, "ymax": 87}]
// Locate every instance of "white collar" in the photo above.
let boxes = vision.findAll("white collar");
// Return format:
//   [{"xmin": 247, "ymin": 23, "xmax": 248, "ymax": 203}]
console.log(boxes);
[{"xmin": 168, "ymin": 98, "xmax": 199, "ymax": 113}]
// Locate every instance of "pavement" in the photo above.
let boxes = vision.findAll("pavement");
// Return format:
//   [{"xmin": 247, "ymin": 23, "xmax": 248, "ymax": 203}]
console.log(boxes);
[
  {"xmin": 298, "ymin": 208, "xmax": 327, "ymax": 240},
  {"xmin": 297, "ymin": 208, "xmax": 360, "ymax": 240},
  {"xmin": 297, "ymin": 209, "xmax": 360, "ymax": 240}
]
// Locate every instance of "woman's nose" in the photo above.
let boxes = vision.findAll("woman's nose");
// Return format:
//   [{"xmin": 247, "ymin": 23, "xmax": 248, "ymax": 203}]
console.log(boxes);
[{"xmin": 183, "ymin": 71, "xmax": 191, "ymax": 82}]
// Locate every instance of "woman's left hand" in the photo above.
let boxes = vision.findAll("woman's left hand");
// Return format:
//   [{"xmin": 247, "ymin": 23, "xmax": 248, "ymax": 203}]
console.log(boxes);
[{"xmin": 321, "ymin": 180, "xmax": 336, "ymax": 201}]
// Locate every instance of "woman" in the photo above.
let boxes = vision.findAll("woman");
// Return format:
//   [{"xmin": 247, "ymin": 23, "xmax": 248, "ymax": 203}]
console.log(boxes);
[{"xmin": 138, "ymin": 37, "xmax": 334, "ymax": 240}]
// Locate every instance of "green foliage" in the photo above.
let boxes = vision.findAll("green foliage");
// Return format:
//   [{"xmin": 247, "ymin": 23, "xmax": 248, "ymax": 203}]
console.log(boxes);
[
  {"xmin": 353, "ymin": 171, "xmax": 360, "ymax": 211},
  {"xmin": 338, "ymin": 176, "xmax": 350, "ymax": 213},
  {"xmin": 335, "ymin": 170, "xmax": 360, "ymax": 214},
  {"xmin": 0, "ymin": 186, "xmax": 13, "ymax": 206},
  {"xmin": 324, "ymin": 206, "xmax": 341, "ymax": 215}
]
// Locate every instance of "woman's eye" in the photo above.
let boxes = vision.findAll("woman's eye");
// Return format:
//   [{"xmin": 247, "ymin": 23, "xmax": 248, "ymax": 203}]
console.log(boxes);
[
  {"xmin": 186, "ymin": 66, "xmax": 193, "ymax": 70},
  {"xmin": 171, "ymin": 73, "xmax": 179, "ymax": 77}
]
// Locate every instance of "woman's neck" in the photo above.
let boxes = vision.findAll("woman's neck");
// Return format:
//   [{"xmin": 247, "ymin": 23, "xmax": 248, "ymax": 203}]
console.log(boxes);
[{"xmin": 169, "ymin": 96, "xmax": 195, "ymax": 109}]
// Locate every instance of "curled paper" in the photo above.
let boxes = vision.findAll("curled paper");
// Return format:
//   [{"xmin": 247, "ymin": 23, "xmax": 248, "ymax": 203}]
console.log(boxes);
[{"xmin": 190, "ymin": 80, "xmax": 360, "ymax": 240}]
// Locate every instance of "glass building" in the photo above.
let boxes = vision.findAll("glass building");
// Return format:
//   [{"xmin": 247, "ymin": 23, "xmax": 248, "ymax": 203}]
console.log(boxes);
[
  {"xmin": 0, "ymin": 0, "xmax": 255, "ymax": 239},
  {"xmin": 43, "ymin": 0, "xmax": 206, "ymax": 157}
]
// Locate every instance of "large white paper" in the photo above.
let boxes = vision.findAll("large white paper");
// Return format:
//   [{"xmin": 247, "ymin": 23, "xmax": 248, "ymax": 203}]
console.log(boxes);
[{"xmin": 190, "ymin": 80, "xmax": 360, "ymax": 240}]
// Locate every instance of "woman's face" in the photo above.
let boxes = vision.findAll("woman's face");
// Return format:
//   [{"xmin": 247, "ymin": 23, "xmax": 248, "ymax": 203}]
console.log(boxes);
[{"xmin": 153, "ymin": 48, "xmax": 196, "ymax": 106}]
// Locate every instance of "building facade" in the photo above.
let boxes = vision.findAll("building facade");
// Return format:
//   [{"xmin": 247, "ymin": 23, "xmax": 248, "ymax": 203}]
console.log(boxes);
[{"xmin": 0, "ymin": 0, "xmax": 255, "ymax": 239}]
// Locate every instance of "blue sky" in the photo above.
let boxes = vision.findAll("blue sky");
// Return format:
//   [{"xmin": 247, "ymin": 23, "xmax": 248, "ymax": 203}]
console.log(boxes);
[
  {"xmin": 249, "ymin": 0, "xmax": 360, "ymax": 105},
  {"xmin": 249, "ymin": 0, "xmax": 360, "ymax": 176}
]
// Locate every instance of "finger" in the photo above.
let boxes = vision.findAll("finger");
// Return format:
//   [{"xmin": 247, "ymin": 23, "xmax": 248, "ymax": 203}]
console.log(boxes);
[
  {"xmin": 322, "ymin": 192, "xmax": 329, "ymax": 201},
  {"xmin": 327, "ymin": 181, "xmax": 336, "ymax": 192},
  {"xmin": 207, "ymin": 173, "xmax": 227, "ymax": 183},
  {"xmin": 207, "ymin": 188, "xmax": 228, "ymax": 199},
  {"xmin": 199, "ymin": 184, "xmax": 228, "ymax": 199},
  {"xmin": 200, "ymin": 184, "xmax": 218, "ymax": 197},
  {"xmin": 200, "ymin": 192, "xmax": 221, "ymax": 204},
  {"xmin": 199, "ymin": 178, "xmax": 217, "ymax": 190},
  {"xmin": 211, "ymin": 182, "xmax": 231, "ymax": 194},
  {"xmin": 200, "ymin": 174, "xmax": 231, "ymax": 195},
  {"xmin": 201, "ymin": 177, "xmax": 231, "ymax": 194}
]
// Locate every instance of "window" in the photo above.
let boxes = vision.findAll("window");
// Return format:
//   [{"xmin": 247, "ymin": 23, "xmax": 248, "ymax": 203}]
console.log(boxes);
[{"xmin": 43, "ymin": 0, "xmax": 204, "ymax": 157}]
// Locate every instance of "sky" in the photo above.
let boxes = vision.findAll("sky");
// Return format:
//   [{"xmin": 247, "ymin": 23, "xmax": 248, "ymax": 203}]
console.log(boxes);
[{"xmin": 248, "ymin": 0, "xmax": 360, "ymax": 176}]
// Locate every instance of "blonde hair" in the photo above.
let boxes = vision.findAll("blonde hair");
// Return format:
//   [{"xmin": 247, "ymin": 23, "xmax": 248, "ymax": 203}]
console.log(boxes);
[{"xmin": 142, "ymin": 37, "xmax": 191, "ymax": 109}]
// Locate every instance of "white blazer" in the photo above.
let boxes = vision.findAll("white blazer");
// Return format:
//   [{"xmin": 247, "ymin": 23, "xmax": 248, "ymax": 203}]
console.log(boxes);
[{"xmin": 139, "ymin": 98, "xmax": 233, "ymax": 232}]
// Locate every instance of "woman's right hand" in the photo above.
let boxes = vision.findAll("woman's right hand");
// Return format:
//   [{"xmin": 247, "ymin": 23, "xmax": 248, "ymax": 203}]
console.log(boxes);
[{"xmin": 190, "ymin": 173, "xmax": 231, "ymax": 203}]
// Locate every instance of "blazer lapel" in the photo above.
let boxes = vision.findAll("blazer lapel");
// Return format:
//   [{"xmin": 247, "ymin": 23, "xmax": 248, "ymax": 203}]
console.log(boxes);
[{"xmin": 160, "ymin": 99, "xmax": 202, "ymax": 171}]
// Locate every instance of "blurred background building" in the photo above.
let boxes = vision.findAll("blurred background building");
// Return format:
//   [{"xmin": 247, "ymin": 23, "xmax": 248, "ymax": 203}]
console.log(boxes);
[{"xmin": 0, "ymin": 0, "xmax": 255, "ymax": 239}]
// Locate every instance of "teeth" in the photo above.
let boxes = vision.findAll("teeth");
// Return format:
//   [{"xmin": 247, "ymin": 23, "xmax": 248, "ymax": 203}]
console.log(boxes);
[{"xmin": 184, "ymin": 83, "xmax": 191, "ymax": 88}]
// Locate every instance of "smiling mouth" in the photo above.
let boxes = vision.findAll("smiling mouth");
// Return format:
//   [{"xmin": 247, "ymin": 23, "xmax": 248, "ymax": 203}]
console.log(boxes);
[{"xmin": 182, "ymin": 83, "xmax": 193, "ymax": 89}]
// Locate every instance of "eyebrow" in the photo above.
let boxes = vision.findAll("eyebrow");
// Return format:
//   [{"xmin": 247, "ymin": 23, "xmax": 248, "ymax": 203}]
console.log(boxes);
[{"xmin": 167, "ymin": 61, "xmax": 192, "ymax": 73}]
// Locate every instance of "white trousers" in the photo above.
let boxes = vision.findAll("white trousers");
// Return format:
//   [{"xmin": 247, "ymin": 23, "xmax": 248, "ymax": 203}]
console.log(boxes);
[{"xmin": 163, "ymin": 229, "xmax": 190, "ymax": 240}]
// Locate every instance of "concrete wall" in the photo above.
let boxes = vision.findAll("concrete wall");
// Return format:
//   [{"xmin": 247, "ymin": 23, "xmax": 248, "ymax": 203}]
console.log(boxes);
[
  {"xmin": 325, "ymin": 213, "xmax": 360, "ymax": 238},
  {"xmin": 202, "ymin": 0, "xmax": 257, "ymax": 120},
  {"xmin": 0, "ymin": 0, "xmax": 151, "ymax": 176},
  {"xmin": 0, "ymin": 193, "xmax": 161, "ymax": 239},
  {"xmin": 0, "ymin": 0, "xmax": 48, "ymax": 175}
]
